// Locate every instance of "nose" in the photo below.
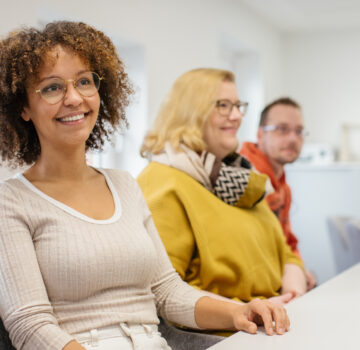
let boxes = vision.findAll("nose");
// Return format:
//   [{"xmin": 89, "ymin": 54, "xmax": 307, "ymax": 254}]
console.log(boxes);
[
  {"xmin": 63, "ymin": 82, "xmax": 83, "ymax": 106},
  {"xmin": 286, "ymin": 130, "xmax": 303, "ymax": 145},
  {"xmin": 228, "ymin": 105, "xmax": 243, "ymax": 121}
]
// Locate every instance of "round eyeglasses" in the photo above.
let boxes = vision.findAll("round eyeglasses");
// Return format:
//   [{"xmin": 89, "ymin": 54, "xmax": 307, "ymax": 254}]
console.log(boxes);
[
  {"xmin": 215, "ymin": 99, "xmax": 248, "ymax": 117},
  {"xmin": 262, "ymin": 124, "xmax": 309, "ymax": 138},
  {"xmin": 35, "ymin": 71, "xmax": 103, "ymax": 105}
]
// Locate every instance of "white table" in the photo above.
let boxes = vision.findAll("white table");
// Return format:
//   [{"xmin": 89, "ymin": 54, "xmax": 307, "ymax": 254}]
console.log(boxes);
[{"xmin": 208, "ymin": 263, "xmax": 360, "ymax": 349}]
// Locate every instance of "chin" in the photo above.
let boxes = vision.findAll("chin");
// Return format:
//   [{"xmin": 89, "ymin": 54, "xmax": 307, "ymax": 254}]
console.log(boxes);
[
  {"xmin": 223, "ymin": 140, "xmax": 238, "ymax": 152},
  {"xmin": 279, "ymin": 156, "xmax": 298, "ymax": 165}
]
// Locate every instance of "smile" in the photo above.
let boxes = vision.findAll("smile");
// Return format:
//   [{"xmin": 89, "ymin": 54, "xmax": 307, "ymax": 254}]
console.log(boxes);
[
  {"xmin": 221, "ymin": 127, "xmax": 238, "ymax": 134},
  {"xmin": 57, "ymin": 113, "xmax": 87, "ymax": 122}
]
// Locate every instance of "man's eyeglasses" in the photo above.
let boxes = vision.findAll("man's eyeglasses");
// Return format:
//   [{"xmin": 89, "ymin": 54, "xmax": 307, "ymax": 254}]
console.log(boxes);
[
  {"xmin": 215, "ymin": 99, "xmax": 248, "ymax": 117},
  {"xmin": 35, "ymin": 71, "xmax": 103, "ymax": 105},
  {"xmin": 262, "ymin": 124, "xmax": 309, "ymax": 138}
]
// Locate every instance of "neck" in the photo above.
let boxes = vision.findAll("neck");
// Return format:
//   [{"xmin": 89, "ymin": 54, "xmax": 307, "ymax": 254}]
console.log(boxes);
[
  {"xmin": 257, "ymin": 143, "xmax": 284, "ymax": 179},
  {"xmin": 268, "ymin": 159, "xmax": 284, "ymax": 179},
  {"xmin": 25, "ymin": 144, "xmax": 92, "ymax": 182}
]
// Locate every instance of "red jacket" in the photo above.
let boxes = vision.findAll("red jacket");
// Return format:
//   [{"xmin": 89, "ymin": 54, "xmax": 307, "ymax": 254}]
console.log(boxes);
[{"xmin": 240, "ymin": 142, "xmax": 300, "ymax": 256}]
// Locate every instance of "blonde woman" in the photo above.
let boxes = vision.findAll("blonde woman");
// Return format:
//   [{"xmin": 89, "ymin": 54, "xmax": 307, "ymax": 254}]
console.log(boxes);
[{"xmin": 138, "ymin": 68, "xmax": 307, "ymax": 309}]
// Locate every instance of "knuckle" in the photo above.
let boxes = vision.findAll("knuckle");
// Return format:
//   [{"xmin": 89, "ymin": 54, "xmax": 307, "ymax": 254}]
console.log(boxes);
[{"xmin": 251, "ymin": 298, "xmax": 261, "ymax": 306}]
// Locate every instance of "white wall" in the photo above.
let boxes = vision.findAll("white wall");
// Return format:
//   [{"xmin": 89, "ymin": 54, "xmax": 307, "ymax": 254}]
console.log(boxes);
[
  {"xmin": 0, "ymin": 0, "xmax": 286, "ymax": 122},
  {"xmin": 2, "ymin": 2, "xmax": 359, "ymax": 156},
  {"xmin": 287, "ymin": 164, "xmax": 360, "ymax": 283},
  {"xmin": 281, "ymin": 29, "xmax": 360, "ymax": 283},
  {"xmin": 283, "ymin": 29, "xmax": 360, "ymax": 154},
  {"xmin": 0, "ymin": 0, "xmax": 285, "ymax": 178}
]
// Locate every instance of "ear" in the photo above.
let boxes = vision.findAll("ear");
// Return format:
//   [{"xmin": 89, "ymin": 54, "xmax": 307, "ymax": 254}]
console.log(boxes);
[
  {"xmin": 257, "ymin": 127, "xmax": 267, "ymax": 151},
  {"xmin": 21, "ymin": 106, "xmax": 31, "ymax": 122},
  {"xmin": 256, "ymin": 128, "xmax": 263, "ymax": 142}
]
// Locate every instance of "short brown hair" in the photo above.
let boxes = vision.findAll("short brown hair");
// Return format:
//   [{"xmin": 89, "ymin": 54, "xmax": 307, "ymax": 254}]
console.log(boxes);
[
  {"xmin": 0, "ymin": 21, "xmax": 133, "ymax": 166},
  {"xmin": 259, "ymin": 97, "xmax": 301, "ymax": 126}
]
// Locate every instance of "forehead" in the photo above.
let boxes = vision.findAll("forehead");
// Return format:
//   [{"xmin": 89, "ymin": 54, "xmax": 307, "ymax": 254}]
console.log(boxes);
[
  {"xmin": 37, "ymin": 46, "xmax": 89, "ymax": 79},
  {"xmin": 216, "ymin": 81, "xmax": 239, "ymax": 100},
  {"xmin": 266, "ymin": 104, "xmax": 303, "ymax": 126}
]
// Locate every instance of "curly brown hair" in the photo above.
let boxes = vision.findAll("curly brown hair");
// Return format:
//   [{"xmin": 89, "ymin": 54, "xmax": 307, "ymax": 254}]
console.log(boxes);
[{"xmin": 0, "ymin": 21, "xmax": 133, "ymax": 166}]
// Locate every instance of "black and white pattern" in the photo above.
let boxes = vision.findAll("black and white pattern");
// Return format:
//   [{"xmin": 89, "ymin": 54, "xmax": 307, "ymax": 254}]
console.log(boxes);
[{"xmin": 213, "ymin": 165, "xmax": 251, "ymax": 206}]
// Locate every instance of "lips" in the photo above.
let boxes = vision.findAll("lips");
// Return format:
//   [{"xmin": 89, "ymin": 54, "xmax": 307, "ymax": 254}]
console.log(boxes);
[
  {"xmin": 56, "ymin": 112, "xmax": 89, "ymax": 122},
  {"xmin": 282, "ymin": 147, "xmax": 298, "ymax": 152},
  {"xmin": 221, "ymin": 127, "xmax": 238, "ymax": 134},
  {"xmin": 281, "ymin": 148, "xmax": 299, "ymax": 158}
]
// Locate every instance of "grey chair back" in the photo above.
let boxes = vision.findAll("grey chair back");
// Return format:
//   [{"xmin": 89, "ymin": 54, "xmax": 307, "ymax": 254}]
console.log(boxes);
[
  {"xmin": 0, "ymin": 319, "xmax": 15, "ymax": 350},
  {"xmin": 328, "ymin": 216, "xmax": 360, "ymax": 274},
  {"xmin": 158, "ymin": 317, "xmax": 223, "ymax": 350},
  {"xmin": 346, "ymin": 220, "xmax": 360, "ymax": 265}
]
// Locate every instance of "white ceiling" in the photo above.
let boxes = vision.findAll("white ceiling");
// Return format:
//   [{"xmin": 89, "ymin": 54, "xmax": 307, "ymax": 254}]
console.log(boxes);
[{"xmin": 240, "ymin": 0, "xmax": 360, "ymax": 32}]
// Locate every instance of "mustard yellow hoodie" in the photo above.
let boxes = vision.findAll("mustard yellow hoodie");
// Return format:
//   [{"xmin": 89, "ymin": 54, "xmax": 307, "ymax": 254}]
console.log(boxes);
[{"xmin": 138, "ymin": 162, "xmax": 303, "ymax": 302}]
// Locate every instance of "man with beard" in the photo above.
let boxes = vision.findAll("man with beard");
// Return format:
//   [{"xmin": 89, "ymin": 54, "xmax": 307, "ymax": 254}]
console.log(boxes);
[{"xmin": 240, "ymin": 97, "xmax": 316, "ymax": 291}]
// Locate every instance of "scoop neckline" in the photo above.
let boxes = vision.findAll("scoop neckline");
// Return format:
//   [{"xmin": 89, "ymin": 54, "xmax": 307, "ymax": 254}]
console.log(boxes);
[{"xmin": 16, "ymin": 168, "xmax": 122, "ymax": 225}]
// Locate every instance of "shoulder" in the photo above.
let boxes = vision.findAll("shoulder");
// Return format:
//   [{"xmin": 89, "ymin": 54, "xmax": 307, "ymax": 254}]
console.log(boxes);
[
  {"xmin": 138, "ymin": 162, "xmax": 206, "ymax": 201},
  {"xmin": 0, "ymin": 180, "xmax": 12, "ymax": 202},
  {"xmin": 138, "ymin": 162, "xmax": 199, "ymax": 188},
  {"xmin": 100, "ymin": 168, "xmax": 134, "ymax": 183},
  {"xmin": 98, "ymin": 167, "xmax": 140, "ymax": 189},
  {"xmin": 0, "ymin": 177, "xmax": 29, "ymax": 216},
  {"xmin": 137, "ymin": 162, "xmax": 212, "ymax": 210},
  {"xmin": 138, "ymin": 162, "xmax": 174, "ymax": 176},
  {"xmin": 0, "ymin": 177, "xmax": 23, "ymax": 200},
  {"xmin": 99, "ymin": 167, "xmax": 145, "ymax": 200}
]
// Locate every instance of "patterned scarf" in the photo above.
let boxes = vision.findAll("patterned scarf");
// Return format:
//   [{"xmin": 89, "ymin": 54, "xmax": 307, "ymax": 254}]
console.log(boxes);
[{"xmin": 152, "ymin": 143, "xmax": 273, "ymax": 208}]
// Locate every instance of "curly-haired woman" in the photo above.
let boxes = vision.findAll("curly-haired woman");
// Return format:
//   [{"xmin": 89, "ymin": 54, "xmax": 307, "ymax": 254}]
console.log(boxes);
[{"xmin": 0, "ymin": 22, "xmax": 290, "ymax": 350}]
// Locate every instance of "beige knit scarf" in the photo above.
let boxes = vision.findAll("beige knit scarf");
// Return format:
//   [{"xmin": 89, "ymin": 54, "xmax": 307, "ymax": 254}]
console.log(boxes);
[{"xmin": 152, "ymin": 142, "xmax": 273, "ymax": 208}]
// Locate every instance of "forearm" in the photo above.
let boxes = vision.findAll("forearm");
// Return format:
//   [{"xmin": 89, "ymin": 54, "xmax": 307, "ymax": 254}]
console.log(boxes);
[
  {"xmin": 63, "ymin": 340, "xmax": 86, "ymax": 350},
  {"xmin": 281, "ymin": 263, "xmax": 307, "ymax": 296},
  {"xmin": 194, "ymin": 296, "xmax": 242, "ymax": 330},
  {"xmin": 198, "ymin": 290, "xmax": 243, "ymax": 305}
]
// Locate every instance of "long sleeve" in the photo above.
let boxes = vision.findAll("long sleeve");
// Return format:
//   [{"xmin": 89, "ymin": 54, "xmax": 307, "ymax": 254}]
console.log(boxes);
[
  {"xmin": 134, "ymin": 178, "xmax": 205, "ymax": 328},
  {"xmin": 141, "ymin": 184, "xmax": 195, "ymax": 280},
  {"xmin": 0, "ymin": 183, "xmax": 74, "ymax": 350},
  {"xmin": 281, "ymin": 229, "xmax": 304, "ymax": 269}
]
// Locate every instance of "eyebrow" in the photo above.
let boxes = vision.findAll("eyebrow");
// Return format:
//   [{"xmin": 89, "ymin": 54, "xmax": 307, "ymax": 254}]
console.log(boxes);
[
  {"xmin": 37, "ymin": 69, "xmax": 90, "ymax": 83},
  {"xmin": 274, "ymin": 123, "xmax": 304, "ymax": 129},
  {"xmin": 218, "ymin": 98, "xmax": 241, "ymax": 103}
]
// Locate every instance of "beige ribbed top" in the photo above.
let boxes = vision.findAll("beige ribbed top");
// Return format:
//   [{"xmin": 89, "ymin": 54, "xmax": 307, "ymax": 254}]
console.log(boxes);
[{"xmin": 0, "ymin": 169, "xmax": 204, "ymax": 350}]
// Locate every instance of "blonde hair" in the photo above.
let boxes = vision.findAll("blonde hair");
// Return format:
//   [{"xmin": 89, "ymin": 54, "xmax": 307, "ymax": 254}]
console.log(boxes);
[{"xmin": 140, "ymin": 68, "xmax": 235, "ymax": 157}]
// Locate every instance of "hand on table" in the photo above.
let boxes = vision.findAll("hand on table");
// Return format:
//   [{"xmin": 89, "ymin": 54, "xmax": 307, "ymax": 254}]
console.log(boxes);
[
  {"xmin": 268, "ymin": 291, "xmax": 297, "ymax": 306},
  {"xmin": 305, "ymin": 270, "xmax": 317, "ymax": 291},
  {"xmin": 281, "ymin": 264, "xmax": 307, "ymax": 297},
  {"xmin": 231, "ymin": 298, "xmax": 290, "ymax": 336}
]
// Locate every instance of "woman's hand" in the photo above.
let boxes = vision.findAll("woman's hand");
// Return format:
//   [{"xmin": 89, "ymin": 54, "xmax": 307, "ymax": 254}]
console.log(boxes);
[
  {"xmin": 281, "ymin": 263, "xmax": 307, "ymax": 297},
  {"xmin": 268, "ymin": 291, "xmax": 297, "ymax": 306},
  {"xmin": 63, "ymin": 340, "xmax": 86, "ymax": 350},
  {"xmin": 230, "ymin": 299, "xmax": 290, "ymax": 335},
  {"xmin": 195, "ymin": 296, "xmax": 290, "ymax": 336},
  {"xmin": 305, "ymin": 270, "xmax": 317, "ymax": 291}
]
